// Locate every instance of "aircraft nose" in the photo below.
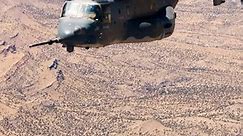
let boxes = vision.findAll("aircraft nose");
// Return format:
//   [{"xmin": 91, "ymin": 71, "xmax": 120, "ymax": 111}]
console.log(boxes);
[
  {"xmin": 58, "ymin": 28, "xmax": 75, "ymax": 40},
  {"xmin": 57, "ymin": 18, "xmax": 95, "ymax": 40}
]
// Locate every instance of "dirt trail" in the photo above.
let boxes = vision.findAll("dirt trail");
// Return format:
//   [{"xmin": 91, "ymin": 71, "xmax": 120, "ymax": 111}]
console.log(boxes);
[{"xmin": 0, "ymin": 0, "xmax": 242, "ymax": 135}]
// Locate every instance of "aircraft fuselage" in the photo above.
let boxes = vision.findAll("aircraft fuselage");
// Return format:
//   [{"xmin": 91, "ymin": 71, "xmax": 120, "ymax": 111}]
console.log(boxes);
[{"xmin": 58, "ymin": 0, "xmax": 178, "ymax": 51}]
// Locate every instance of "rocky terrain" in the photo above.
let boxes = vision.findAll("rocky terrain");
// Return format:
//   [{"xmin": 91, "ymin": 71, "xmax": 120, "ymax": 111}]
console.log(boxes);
[{"xmin": 0, "ymin": 0, "xmax": 242, "ymax": 135}]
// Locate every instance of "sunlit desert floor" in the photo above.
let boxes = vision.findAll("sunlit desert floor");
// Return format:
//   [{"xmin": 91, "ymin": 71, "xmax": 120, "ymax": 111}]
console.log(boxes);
[{"xmin": 0, "ymin": 0, "xmax": 242, "ymax": 135}]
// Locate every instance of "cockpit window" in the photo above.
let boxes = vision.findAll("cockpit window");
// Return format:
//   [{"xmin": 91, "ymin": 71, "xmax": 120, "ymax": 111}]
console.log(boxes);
[{"xmin": 61, "ymin": 2, "xmax": 101, "ymax": 19}]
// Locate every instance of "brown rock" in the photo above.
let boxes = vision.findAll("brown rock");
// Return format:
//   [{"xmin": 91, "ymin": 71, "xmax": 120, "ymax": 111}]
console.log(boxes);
[
  {"xmin": 0, "ymin": 40, "xmax": 5, "ymax": 45},
  {"xmin": 41, "ymin": 100, "xmax": 55, "ymax": 108},
  {"xmin": 10, "ymin": 33, "xmax": 19, "ymax": 39}
]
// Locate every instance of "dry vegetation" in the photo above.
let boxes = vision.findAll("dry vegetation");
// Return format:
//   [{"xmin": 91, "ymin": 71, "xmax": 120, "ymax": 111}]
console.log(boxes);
[{"xmin": 0, "ymin": 0, "xmax": 242, "ymax": 135}]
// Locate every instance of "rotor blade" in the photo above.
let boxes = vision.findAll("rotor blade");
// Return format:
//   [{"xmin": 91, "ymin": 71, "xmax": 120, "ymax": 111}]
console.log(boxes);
[{"xmin": 29, "ymin": 38, "xmax": 60, "ymax": 48}]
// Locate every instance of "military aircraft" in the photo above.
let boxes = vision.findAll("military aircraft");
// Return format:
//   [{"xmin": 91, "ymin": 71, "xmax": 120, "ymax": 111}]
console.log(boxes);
[{"xmin": 29, "ymin": 0, "xmax": 226, "ymax": 52}]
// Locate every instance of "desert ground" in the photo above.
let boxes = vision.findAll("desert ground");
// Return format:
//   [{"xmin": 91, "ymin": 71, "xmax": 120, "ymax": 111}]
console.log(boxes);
[{"xmin": 0, "ymin": 0, "xmax": 242, "ymax": 135}]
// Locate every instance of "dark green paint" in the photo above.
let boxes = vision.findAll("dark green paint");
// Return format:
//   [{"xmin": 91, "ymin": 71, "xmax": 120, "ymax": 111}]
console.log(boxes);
[{"xmin": 29, "ymin": 0, "xmax": 226, "ymax": 52}]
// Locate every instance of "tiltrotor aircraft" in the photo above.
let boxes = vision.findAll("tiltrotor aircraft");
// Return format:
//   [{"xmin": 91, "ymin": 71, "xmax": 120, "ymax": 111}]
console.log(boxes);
[{"xmin": 29, "ymin": 0, "xmax": 226, "ymax": 52}]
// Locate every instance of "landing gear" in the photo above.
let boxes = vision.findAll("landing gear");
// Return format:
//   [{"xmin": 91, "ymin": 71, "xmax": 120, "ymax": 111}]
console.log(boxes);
[{"xmin": 66, "ymin": 45, "xmax": 74, "ymax": 52}]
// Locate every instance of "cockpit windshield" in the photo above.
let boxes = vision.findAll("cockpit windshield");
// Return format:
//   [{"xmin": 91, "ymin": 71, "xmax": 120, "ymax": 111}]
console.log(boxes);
[{"xmin": 62, "ymin": 1, "xmax": 101, "ymax": 19}]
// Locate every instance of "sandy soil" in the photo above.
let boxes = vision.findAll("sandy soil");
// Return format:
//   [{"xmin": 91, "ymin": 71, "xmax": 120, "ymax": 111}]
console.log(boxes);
[{"xmin": 0, "ymin": 0, "xmax": 242, "ymax": 135}]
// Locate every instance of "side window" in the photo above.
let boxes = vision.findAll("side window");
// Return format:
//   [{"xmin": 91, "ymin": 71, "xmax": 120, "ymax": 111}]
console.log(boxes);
[
  {"xmin": 102, "ymin": 6, "xmax": 112, "ymax": 23},
  {"xmin": 126, "ymin": 6, "xmax": 130, "ymax": 16},
  {"xmin": 104, "ymin": 13, "xmax": 112, "ymax": 23}
]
